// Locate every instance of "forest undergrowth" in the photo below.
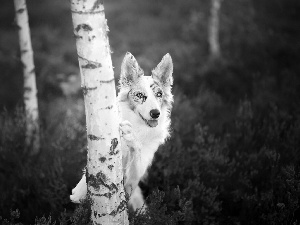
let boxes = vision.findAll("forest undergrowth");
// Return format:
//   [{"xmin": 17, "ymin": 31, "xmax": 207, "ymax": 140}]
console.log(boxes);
[{"xmin": 0, "ymin": 0, "xmax": 300, "ymax": 224}]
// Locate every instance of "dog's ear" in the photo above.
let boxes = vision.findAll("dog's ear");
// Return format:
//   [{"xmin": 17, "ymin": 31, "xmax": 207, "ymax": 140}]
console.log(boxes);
[
  {"xmin": 152, "ymin": 53, "xmax": 173, "ymax": 87},
  {"xmin": 120, "ymin": 52, "xmax": 143, "ymax": 87}
]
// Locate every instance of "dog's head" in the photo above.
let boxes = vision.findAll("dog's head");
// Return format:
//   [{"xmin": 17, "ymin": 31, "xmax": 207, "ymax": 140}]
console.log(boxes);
[{"xmin": 119, "ymin": 52, "xmax": 173, "ymax": 128}]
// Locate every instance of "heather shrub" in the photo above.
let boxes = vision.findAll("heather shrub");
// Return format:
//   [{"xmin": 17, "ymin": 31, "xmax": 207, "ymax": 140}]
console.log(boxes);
[
  {"xmin": 0, "ymin": 107, "xmax": 86, "ymax": 224},
  {"xmin": 147, "ymin": 100, "xmax": 300, "ymax": 225},
  {"xmin": 1, "ymin": 0, "xmax": 299, "ymax": 224}
]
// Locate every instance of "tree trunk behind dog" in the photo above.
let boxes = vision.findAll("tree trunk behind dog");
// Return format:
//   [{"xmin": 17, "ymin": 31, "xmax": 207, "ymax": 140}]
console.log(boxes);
[
  {"xmin": 14, "ymin": 0, "xmax": 40, "ymax": 154},
  {"xmin": 70, "ymin": 0, "xmax": 128, "ymax": 224},
  {"xmin": 208, "ymin": 0, "xmax": 222, "ymax": 60}
]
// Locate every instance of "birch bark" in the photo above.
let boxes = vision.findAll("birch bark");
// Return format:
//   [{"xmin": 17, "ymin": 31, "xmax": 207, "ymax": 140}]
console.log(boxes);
[
  {"xmin": 208, "ymin": 0, "xmax": 222, "ymax": 60},
  {"xmin": 14, "ymin": 0, "xmax": 40, "ymax": 154},
  {"xmin": 70, "ymin": 0, "xmax": 128, "ymax": 224}
]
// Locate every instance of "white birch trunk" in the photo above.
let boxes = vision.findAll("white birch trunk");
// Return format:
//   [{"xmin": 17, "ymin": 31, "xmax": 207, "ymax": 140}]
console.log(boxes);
[
  {"xmin": 208, "ymin": 0, "xmax": 222, "ymax": 60},
  {"xmin": 70, "ymin": 0, "xmax": 128, "ymax": 224},
  {"xmin": 14, "ymin": 0, "xmax": 40, "ymax": 154}
]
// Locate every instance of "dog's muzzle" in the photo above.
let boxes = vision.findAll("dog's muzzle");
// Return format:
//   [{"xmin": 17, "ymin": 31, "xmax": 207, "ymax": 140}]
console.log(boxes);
[{"xmin": 139, "ymin": 113, "xmax": 158, "ymax": 127}]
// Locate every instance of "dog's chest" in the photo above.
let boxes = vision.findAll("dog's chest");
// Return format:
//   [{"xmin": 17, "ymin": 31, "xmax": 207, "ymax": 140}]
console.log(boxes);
[
  {"xmin": 119, "ymin": 101, "xmax": 165, "ymax": 173},
  {"xmin": 135, "ymin": 125, "xmax": 163, "ymax": 170}
]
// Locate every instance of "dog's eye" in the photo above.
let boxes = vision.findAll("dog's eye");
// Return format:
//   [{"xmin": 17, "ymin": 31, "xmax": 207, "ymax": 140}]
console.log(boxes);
[
  {"xmin": 136, "ymin": 93, "xmax": 143, "ymax": 99},
  {"xmin": 156, "ymin": 92, "xmax": 163, "ymax": 98}
]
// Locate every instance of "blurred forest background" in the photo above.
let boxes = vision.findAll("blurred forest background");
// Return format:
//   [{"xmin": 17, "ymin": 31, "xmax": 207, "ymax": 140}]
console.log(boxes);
[{"xmin": 0, "ymin": 0, "xmax": 300, "ymax": 224}]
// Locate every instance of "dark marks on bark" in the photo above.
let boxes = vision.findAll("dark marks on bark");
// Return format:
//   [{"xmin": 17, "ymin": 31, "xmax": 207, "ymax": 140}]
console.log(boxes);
[
  {"xmin": 88, "ymin": 171, "xmax": 107, "ymax": 191},
  {"xmin": 78, "ymin": 55, "xmax": 102, "ymax": 69},
  {"xmin": 73, "ymin": 34, "xmax": 82, "ymax": 39},
  {"xmin": 74, "ymin": 24, "xmax": 98, "ymax": 43},
  {"xmin": 87, "ymin": 171, "xmax": 119, "ymax": 193},
  {"xmin": 16, "ymin": 8, "xmax": 25, "ymax": 14},
  {"xmin": 88, "ymin": 134, "xmax": 104, "ymax": 141},
  {"xmin": 92, "ymin": 0, "xmax": 103, "ymax": 11},
  {"xmin": 29, "ymin": 68, "xmax": 35, "ymax": 74},
  {"xmin": 82, "ymin": 62, "xmax": 102, "ymax": 69},
  {"xmin": 109, "ymin": 138, "xmax": 119, "ymax": 155},
  {"xmin": 100, "ymin": 105, "xmax": 113, "ymax": 110},
  {"xmin": 24, "ymin": 86, "xmax": 32, "ymax": 92},
  {"xmin": 94, "ymin": 192, "xmax": 112, "ymax": 199},
  {"xmin": 21, "ymin": 62, "xmax": 27, "ymax": 68},
  {"xmin": 99, "ymin": 157, "xmax": 106, "ymax": 163},
  {"xmin": 109, "ymin": 200, "xmax": 127, "ymax": 216},
  {"xmin": 99, "ymin": 78, "xmax": 115, "ymax": 84},
  {"xmin": 21, "ymin": 49, "xmax": 28, "ymax": 54},
  {"xmin": 93, "ymin": 210, "xmax": 106, "ymax": 219},
  {"xmin": 75, "ymin": 23, "xmax": 93, "ymax": 32},
  {"xmin": 71, "ymin": 9, "xmax": 104, "ymax": 15},
  {"xmin": 108, "ymin": 165, "xmax": 114, "ymax": 171},
  {"xmin": 91, "ymin": 199, "xmax": 127, "ymax": 218},
  {"xmin": 82, "ymin": 86, "xmax": 97, "ymax": 95}
]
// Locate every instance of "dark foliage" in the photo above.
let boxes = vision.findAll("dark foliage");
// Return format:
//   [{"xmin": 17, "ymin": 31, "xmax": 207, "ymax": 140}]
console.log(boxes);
[
  {"xmin": 148, "ymin": 102, "xmax": 300, "ymax": 224},
  {"xmin": 1, "ymin": 0, "xmax": 300, "ymax": 224},
  {"xmin": 0, "ymin": 107, "xmax": 86, "ymax": 224}
]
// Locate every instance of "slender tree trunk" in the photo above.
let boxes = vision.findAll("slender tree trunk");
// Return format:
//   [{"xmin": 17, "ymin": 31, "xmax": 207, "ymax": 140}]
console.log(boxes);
[
  {"xmin": 70, "ymin": 0, "xmax": 128, "ymax": 224},
  {"xmin": 14, "ymin": 0, "xmax": 40, "ymax": 154},
  {"xmin": 208, "ymin": 0, "xmax": 222, "ymax": 60}
]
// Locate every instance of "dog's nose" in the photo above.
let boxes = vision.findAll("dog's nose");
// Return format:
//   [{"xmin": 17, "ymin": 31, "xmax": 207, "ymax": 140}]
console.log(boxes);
[{"xmin": 150, "ymin": 109, "xmax": 160, "ymax": 119}]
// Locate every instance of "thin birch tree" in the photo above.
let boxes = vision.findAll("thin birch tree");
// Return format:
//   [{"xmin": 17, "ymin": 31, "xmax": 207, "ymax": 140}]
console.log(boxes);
[
  {"xmin": 208, "ymin": 0, "xmax": 222, "ymax": 60},
  {"xmin": 70, "ymin": 0, "xmax": 129, "ymax": 224},
  {"xmin": 14, "ymin": 0, "xmax": 40, "ymax": 154}
]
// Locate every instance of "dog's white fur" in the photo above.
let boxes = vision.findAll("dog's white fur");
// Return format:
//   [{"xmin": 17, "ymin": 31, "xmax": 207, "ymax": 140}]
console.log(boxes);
[{"xmin": 70, "ymin": 52, "xmax": 173, "ymax": 211}]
